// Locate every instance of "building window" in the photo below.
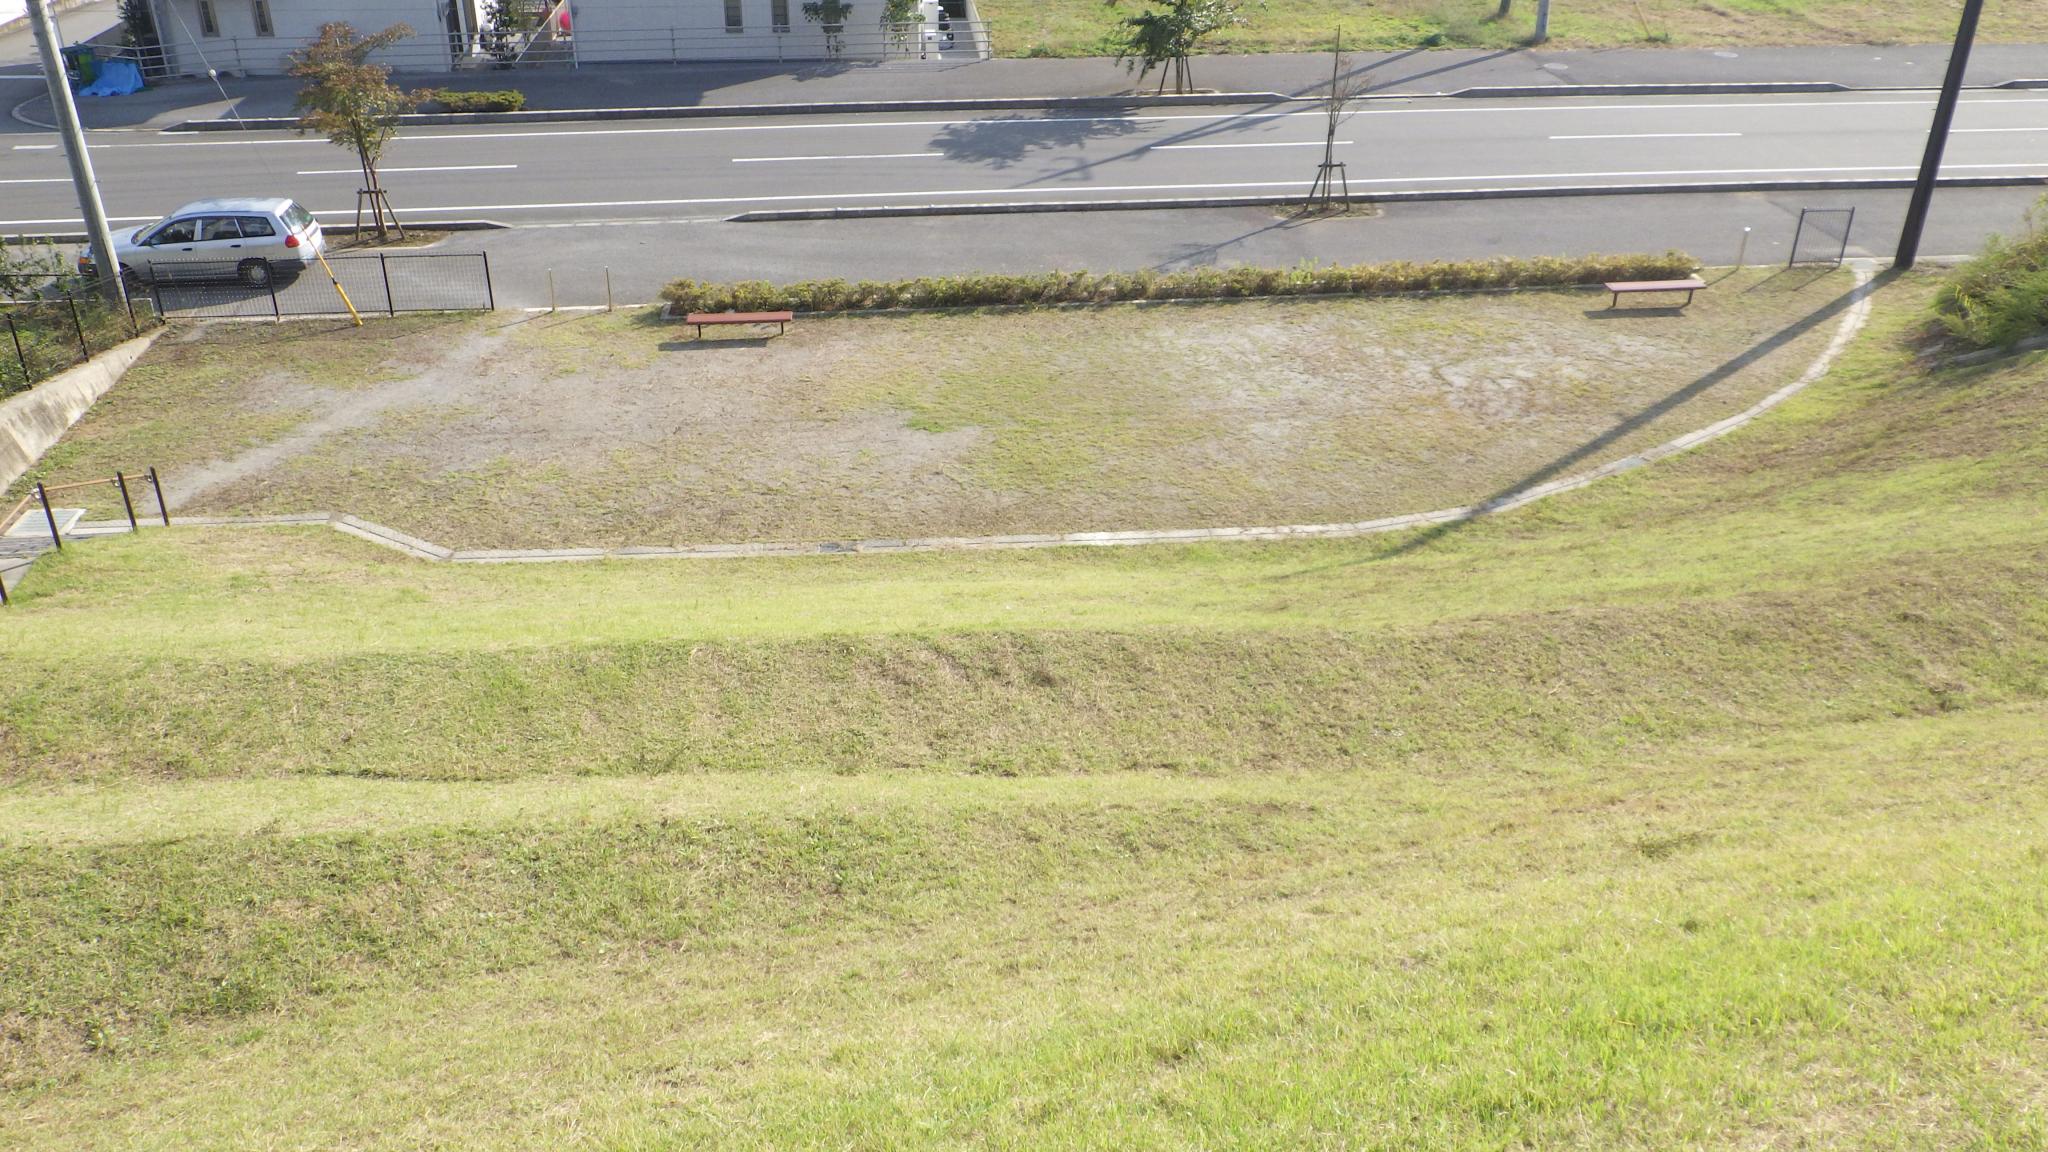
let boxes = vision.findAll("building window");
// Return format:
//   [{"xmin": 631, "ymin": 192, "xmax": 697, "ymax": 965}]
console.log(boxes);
[
  {"xmin": 771, "ymin": 0, "xmax": 790, "ymax": 32},
  {"xmin": 725, "ymin": 0, "xmax": 744, "ymax": 33},
  {"xmin": 251, "ymin": 0, "xmax": 274, "ymax": 37},
  {"xmin": 198, "ymin": 0, "xmax": 220, "ymax": 36}
]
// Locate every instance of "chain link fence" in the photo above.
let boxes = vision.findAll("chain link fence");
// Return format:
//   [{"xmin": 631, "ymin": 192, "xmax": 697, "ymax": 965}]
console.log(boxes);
[
  {"xmin": 1, "ymin": 275, "xmax": 162, "ymax": 397},
  {"xmin": 145, "ymin": 253, "xmax": 495, "ymax": 320}
]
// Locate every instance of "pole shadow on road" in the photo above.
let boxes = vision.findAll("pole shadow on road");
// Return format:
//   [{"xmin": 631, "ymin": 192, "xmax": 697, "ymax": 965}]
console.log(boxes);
[{"xmin": 1277, "ymin": 267, "xmax": 1896, "ymax": 576}]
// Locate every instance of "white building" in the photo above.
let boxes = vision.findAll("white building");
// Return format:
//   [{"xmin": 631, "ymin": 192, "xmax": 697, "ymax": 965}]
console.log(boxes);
[{"xmin": 144, "ymin": 0, "xmax": 983, "ymax": 77}]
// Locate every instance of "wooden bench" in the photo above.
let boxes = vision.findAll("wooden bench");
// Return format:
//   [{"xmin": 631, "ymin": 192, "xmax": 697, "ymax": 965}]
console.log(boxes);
[
  {"xmin": 685, "ymin": 310, "xmax": 794, "ymax": 338},
  {"xmin": 1605, "ymin": 278, "xmax": 1707, "ymax": 309}
]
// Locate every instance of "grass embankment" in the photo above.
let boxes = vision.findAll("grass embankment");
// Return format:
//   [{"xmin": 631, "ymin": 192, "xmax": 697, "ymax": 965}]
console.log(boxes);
[
  {"xmin": 984, "ymin": 0, "xmax": 2048, "ymax": 57},
  {"xmin": 3, "ymin": 273, "xmax": 2047, "ymax": 1147},
  {"xmin": 12, "ymin": 266, "xmax": 1845, "ymax": 549}
]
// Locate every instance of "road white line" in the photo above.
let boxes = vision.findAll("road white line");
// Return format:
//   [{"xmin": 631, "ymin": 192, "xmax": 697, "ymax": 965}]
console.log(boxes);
[
  {"xmin": 0, "ymin": 177, "xmax": 70, "ymax": 184},
  {"xmin": 72, "ymin": 94, "xmax": 2048, "ymax": 150},
  {"xmin": 8, "ymin": 160, "xmax": 2046, "ymax": 231},
  {"xmin": 1550, "ymin": 132, "xmax": 1743, "ymax": 140},
  {"xmin": 733, "ymin": 152, "xmax": 942, "ymax": 163},
  {"xmin": 1956, "ymin": 126, "xmax": 2048, "ymax": 133},
  {"xmin": 12, "ymin": 143, "xmax": 58, "ymax": 150},
  {"xmin": 1155, "ymin": 140, "xmax": 1352, "ymax": 150},
  {"xmin": 294, "ymin": 164, "xmax": 520, "ymax": 175}
]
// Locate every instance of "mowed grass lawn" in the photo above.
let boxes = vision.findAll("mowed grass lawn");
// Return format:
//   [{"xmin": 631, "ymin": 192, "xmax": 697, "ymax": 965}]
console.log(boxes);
[
  {"xmin": 983, "ymin": 0, "xmax": 2047, "ymax": 56},
  {"xmin": 2, "ymin": 272, "xmax": 2047, "ymax": 1147},
  {"xmin": 11, "ymin": 267, "xmax": 1852, "ymax": 550}
]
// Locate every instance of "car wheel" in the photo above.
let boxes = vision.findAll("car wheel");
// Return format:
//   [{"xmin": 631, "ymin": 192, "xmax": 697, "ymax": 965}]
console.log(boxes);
[{"xmin": 237, "ymin": 259, "xmax": 274, "ymax": 288}]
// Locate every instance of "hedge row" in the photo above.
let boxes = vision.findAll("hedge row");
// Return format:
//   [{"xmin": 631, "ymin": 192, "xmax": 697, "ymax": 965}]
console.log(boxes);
[
  {"xmin": 428, "ymin": 88, "xmax": 527, "ymax": 113},
  {"xmin": 660, "ymin": 253, "xmax": 1699, "ymax": 314}
]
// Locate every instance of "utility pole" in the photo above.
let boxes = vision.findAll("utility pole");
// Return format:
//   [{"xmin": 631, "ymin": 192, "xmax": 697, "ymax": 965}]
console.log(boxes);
[
  {"xmin": 26, "ymin": 0, "xmax": 126, "ymax": 306},
  {"xmin": 1896, "ymin": 0, "xmax": 1984, "ymax": 270},
  {"xmin": 1534, "ymin": 0, "xmax": 1551, "ymax": 43}
]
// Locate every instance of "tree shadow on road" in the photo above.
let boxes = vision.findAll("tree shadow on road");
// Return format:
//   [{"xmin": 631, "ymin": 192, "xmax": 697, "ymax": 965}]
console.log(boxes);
[{"xmin": 928, "ymin": 112, "xmax": 1149, "ymax": 169}]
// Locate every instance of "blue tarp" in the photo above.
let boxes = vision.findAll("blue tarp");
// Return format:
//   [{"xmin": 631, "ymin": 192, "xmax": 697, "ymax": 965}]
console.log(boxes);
[{"xmin": 78, "ymin": 58, "xmax": 143, "ymax": 97}]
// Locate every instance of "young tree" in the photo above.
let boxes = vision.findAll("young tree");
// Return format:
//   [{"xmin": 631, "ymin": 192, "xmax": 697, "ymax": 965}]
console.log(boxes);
[
  {"xmin": 803, "ymin": 0, "xmax": 855, "ymax": 55},
  {"xmin": 289, "ymin": 22, "xmax": 424, "ymax": 240},
  {"xmin": 1106, "ymin": 0, "xmax": 1252, "ymax": 95},
  {"xmin": 1306, "ymin": 28, "xmax": 1369, "ymax": 211},
  {"xmin": 117, "ymin": 0, "xmax": 158, "ymax": 56}
]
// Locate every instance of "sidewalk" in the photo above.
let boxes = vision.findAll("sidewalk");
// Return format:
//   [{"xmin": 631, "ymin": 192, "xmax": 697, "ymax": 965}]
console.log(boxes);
[{"xmin": 12, "ymin": 41, "xmax": 2048, "ymax": 133}]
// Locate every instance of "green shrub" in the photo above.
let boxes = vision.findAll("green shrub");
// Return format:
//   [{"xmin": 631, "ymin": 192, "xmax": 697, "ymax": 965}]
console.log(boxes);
[
  {"xmin": 660, "ymin": 253, "xmax": 1699, "ymax": 315},
  {"xmin": 1935, "ymin": 196, "xmax": 2048, "ymax": 349},
  {"xmin": 430, "ymin": 88, "xmax": 527, "ymax": 113}
]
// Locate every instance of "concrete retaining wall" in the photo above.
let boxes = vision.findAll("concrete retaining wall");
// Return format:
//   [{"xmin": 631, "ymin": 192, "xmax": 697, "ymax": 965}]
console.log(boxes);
[{"xmin": 1, "ymin": 330, "xmax": 162, "ymax": 493}]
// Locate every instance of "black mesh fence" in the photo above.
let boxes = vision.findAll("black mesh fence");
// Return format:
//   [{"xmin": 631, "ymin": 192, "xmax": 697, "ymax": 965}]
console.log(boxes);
[
  {"xmin": 1789, "ymin": 208, "xmax": 1856, "ymax": 268},
  {"xmin": 146, "ymin": 253, "xmax": 495, "ymax": 319},
  {"xmin": 1, "ymin": 277, "xmax": 162, "ymax": 397}
]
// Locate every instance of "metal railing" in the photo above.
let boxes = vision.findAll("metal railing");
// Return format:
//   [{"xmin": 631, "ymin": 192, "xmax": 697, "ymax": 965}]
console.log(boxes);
[
  {"xmin": 142, "ymin": 19, "xmax": 992, "ymax": 75},
  {"xmin": 0, "ymin": 468, "xmax": 168, "ymax": 605},
  {"xmin": 143, "ymin": 252, "xmax": 494, "ymax": 319},
  {"xmin": 1, "ymin": 275, "xmax": 162, "ymax": 396}
]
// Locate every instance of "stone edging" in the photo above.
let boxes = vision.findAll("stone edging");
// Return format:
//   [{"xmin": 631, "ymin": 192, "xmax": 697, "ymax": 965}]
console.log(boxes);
[{"xmin": 83, "ymin": 263, "xmax": 1874, "ymax": 569}]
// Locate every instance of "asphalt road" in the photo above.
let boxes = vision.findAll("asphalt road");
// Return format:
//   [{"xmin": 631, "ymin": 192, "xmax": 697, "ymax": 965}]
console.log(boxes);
[
  {"xmin": 7, "ymin": 91, "xmax": 2048, "ymax": 229},
  {"xmin": 3, "ymin": 89, "xmax": 2045, "ymax": 306}
]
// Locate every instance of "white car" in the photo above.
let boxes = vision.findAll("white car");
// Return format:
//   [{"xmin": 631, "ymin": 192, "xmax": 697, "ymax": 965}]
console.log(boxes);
[{"xmin": 82, "ymin": 197, "xmax": 325, "ymax": 288}]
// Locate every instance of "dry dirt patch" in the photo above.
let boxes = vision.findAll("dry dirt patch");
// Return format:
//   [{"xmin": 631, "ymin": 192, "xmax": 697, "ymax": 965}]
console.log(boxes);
[{"xmin": 19, "ymin": 268, "xmax": 1854, "ymax": 548}]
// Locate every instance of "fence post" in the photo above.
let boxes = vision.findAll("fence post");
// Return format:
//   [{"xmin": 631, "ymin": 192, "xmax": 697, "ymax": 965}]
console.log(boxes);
[
  {"xmin": 152, "ymin": 278, "xmax": 165, "ymax": 323},
  {"xmin": 482, "ymin": 251, "xmax": 495, "ymax": 311},
  {"xmin": 67, "ymin": 294, "xmax": 88, "ymax": 362},
  {"xmin": 147, "ymin": 467, "xmax": 169, "ymax": 525},
  {"xmin": 115, "ymin": 471, "xmax": 138, "ymax": 530},
  {"xmin": 35, "ymin": 482, "xmax": 61, "ymax": 550},
  {"xmin": 269, "ymin": 272, "xmax": 281, "ymax": 321},
  {"xmin": 6, "ymin": 314, "xmax": 24, "ymax": 385},
  {"xmin": 548, "ymin": 268, "xmax": 557, "ymax": 314},
  {"xmin": 605, "ymin": 267, "xmax": 613, "ymax": 312},
  {"xmin": 379, "ymin": 253, "xmax": 395, "ymax": 316}
]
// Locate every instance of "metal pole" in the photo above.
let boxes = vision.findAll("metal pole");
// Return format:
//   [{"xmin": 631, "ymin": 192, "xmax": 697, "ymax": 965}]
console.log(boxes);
[
  {"xmin": 379, "ymin": 252, "xmax": 395, "ymax": 316},
  {"xmin": 147, "ymin": 466, "xmax": 169, "ymax": 525},
  {"xmin": 115, "ymin": 471, "xmax": 138, "ymax": 529},
  {"xmin": 1897, "ymin": 0, "xmax": 1984, "ymax": 270},
  {"xmin": 1736, "ymin": 226, "xmax": 1751, "ymax": 268},
  {"xmin": 548, "ymin": 268, "xmax": 557, "ymax": 314},
  {"xmin": 35, "ymin": 482, "xmax": 61, "ymax": 550},
  {"xmin": 1533, "ymin": 0, "xmax": 1551, "ymax": 42},
  {"xmin": 26, "ymin": 0, "xmax": 126, "ymax": 309},
  {"xmin": 482, "ymin": 251, "xmax": 495, "ymax": 311},
  {"xmin": 605, "ymin": 267, "xmax": 614, "ymax": 312},
  {"xmin": 6, "ymin": 314, "xmax": 24, "ymax": 384},
  {"xmin": 67, "ymin": 294, "xmax": 88, "ymax": 361}
]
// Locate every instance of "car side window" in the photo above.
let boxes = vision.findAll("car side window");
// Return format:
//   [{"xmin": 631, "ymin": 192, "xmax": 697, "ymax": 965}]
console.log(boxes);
[
  {"xmin": 200, "ymin": 217, "xmax": 242, "ymax": 242},
  {"xmin": 151, "ymin": 219, "xmax": 197, "ymax": 245},
  {"xmin": 237, "ymin": 216, "xmax": 277, "ymax": 238}
]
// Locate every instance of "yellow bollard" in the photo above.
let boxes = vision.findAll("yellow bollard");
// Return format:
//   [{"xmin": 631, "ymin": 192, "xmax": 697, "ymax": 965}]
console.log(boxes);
[{"xmin": 315, "ymin": 249, "xmax": 362, "ymax": 327}]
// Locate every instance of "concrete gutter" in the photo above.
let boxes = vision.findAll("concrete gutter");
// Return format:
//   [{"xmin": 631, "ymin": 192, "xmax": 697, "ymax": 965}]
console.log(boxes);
[{"xmin": 727, "ymin": 174, "xmax": 2048, "ymax": 221}]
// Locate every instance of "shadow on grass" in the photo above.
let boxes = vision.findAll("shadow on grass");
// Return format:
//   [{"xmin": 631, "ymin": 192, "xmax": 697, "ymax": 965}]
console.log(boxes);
[
  {"xmin": 1280, "ymin": 267, "xmax": 1897, "ymax": 576},
  {"xmin": 1583, "ymin": 306, "xmax": 1689, "ymax": 320}
]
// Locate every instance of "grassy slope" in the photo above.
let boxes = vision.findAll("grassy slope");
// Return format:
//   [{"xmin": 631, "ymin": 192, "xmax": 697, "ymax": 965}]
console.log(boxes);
[
  {"xmin": 984, "ymin": 0, "xmax": 2048, "ymax": 57},
  {"xmin": 3, "ymin": 275, "xmax": 2048, "ymax": 1147}
]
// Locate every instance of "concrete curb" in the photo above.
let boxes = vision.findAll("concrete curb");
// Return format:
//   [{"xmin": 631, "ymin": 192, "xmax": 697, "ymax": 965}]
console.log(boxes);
[
  {"xmin": 3, "ymin": 220, "xmax": 508, "ymax": 244},
  {"xmin": 4, "ymin": 263, "xmax": 1876, "ymax": 586},
  {"xmin": 1450, "ymin": 81, "xmax": 1848, "ymax": 97},
  {"xmin": 161, "ymin": 91, "xmax": 1300, "ymax": 133},
  {"xmin": 728, "ymin": 175, "xmax": 2048, "ymax": 221}
]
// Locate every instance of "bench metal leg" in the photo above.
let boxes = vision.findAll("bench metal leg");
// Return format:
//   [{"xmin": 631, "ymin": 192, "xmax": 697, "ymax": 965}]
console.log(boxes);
[{"xmin": 1610, "ymin": 291, "xmax": 1620, "ymax": 309}]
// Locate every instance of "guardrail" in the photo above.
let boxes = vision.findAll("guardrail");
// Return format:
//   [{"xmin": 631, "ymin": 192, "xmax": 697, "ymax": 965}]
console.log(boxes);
[{"xmin": 138, "ymin": 20, "xmax": 991, "ymax": 76}]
